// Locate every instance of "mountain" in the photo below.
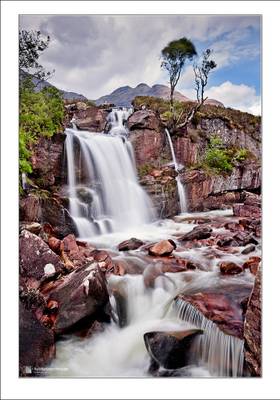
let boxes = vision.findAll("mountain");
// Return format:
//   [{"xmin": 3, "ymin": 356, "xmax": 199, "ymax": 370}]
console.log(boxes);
[
  {"xmin": 19, "ymin": 69, "xmax": 87, "ymax": 102},
  {"xmin": 95, "ymin": 83, "xmax": 191, "ymax": 106}
]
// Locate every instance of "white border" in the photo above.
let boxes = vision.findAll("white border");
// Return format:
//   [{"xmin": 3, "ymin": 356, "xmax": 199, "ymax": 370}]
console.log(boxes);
[{"xmin": 1, "ymin": 1, "xmax": 280, "ymax": 399}]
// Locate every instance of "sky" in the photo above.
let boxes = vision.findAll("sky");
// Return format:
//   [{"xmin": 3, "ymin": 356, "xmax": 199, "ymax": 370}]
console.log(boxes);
[{"xmin": 19, "ymin": 15, "xmax": 261, "ymax": 115}]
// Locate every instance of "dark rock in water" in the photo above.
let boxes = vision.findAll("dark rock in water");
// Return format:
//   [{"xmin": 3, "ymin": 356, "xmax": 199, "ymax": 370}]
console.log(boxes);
[
  {"xmin": 144, "ymin": 329, "xmax": 203, "ymax": 371},
  {"xmin": 242, "ymin": 245, "xmax": 256, "ymax": 255},
  {"xmin": 244, "ymin": 267, "xmax": 261, "ymax": 376},
  {"xmin": 43, "ymin": 263, "xmax": 109, "ymax": 334},
  {"xmin": 179, "ymin": 225, "xmax": 212, "ymax": 241},
  {"xmin": 118, "ymin": 237, "xmax": 144, "ymax": 251},
  {"xmin": 148, "ymin": 239, "xmax": 176, "ymax": 257},
  {"xmin": 219, "ymin": 261, "xmax": 243, "ymax": 275},
  {"xmin": 19, "ymin": 301, "xmax": 55, "ymax": 376},
  {"xmin": 19, "ymin": 230, "xmax": 64, "ymax": 288}
]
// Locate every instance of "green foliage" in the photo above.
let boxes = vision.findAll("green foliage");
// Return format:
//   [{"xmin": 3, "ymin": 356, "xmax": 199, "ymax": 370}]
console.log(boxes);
[
  {"xmin": 19, "ymin": 80, "xmax": 64, "ymax": 176},
  {"xmin": 234, "ymin": 148, "xmax": 249, "ymax": 162},
  {"xmin": 138, "ymin": 163, "xmax": 154, "ymax": 177},
  {"xmin": 202, "ymin": 135, "xmax": 251, "ymax": 174}
]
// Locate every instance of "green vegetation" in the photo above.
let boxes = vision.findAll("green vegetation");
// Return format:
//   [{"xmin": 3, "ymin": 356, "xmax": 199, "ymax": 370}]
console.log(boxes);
[
  {"xmin": 138, "ymin": 163, "xmax": 154, "ymax": 178},
  {"xmin": 202, "ymin": 136, "xmax": 251, "ymax": 175},
  {"xmin": 19, "ymin": 79, "xmax": 64, "ymax": 176}
]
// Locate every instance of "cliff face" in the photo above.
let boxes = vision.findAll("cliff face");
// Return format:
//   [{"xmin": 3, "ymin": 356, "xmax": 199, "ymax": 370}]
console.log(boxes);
[{"xmin": 21, "ymin": 100, "xmax": 261, "ymax": 226}]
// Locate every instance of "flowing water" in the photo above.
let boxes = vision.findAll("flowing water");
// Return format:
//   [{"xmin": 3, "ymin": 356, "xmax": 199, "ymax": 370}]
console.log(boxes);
[
  {"xmin": 52, "ymin": 109, "xmax": 256, "ymax": 377},
  {"xmin": 165, "ymin": 128, "xmax": 187, "ymax": 213}
]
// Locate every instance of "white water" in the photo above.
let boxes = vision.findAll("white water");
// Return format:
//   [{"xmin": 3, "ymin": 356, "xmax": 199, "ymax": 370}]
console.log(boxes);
[
  {"xmin": 165, "ymin": 128, "xmax": 188, "ymax": 213},
  {"xmin": 65, "ymin": 109, "xmax": 154, "ymax": 239}
]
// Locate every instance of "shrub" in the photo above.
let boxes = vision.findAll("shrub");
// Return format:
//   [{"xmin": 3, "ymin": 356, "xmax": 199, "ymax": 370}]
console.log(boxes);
[{"xmin": 19, "ymin": 79, "xmax": 64, "ymax": 177}]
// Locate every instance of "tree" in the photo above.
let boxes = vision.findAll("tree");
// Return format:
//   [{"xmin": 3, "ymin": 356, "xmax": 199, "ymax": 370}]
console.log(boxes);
[
  {"xmin": 176, "ymin": 48, "xmax": 217, "ymax": 131},
  {"xmin": 19, "ymin": 29, "xmax": 53, "ymax": 81},
  {"xmin": 161, "ymin": 37, "xmax": 197, "ymax": 114}
]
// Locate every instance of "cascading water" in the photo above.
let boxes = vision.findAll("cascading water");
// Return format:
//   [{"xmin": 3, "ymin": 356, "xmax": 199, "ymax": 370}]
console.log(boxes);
[
  {"xmin": 175, "ymin": 298, "xmax": 244, "ymax": 377},
  {"xmin": 64, "ymin": 108, "xmax": 154, "ymax": 239},
  {"xmin": 165, "ymin": 128, "xmax": 187, "ymax": 213}
]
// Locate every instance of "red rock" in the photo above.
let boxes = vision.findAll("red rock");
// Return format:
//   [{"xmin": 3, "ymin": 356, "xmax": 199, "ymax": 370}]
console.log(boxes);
[
  {"xmin": 150, "ymin": 169, "xmax": 163, "ymax": 178},
  {"xmin": 219, "ymin": 261, "xmax": 243, "ymax": 275},
  {"xmin": 243, "ymin": 256, "xmax": 261, "ymax": 275},
  {"xmin": 148, "ymin": 240, "xmax": 176, "ymax": 256},
  {"xmin": 113, "ymin": 261, "xmax": 126, "ymax": 276},
  {"xmin": 91, "ymin": 250, "xmax": 114, "ymax": 272},
  {"xmin": 45, "ymin": 263, "xmax": 109, "ymax": 334},
  {"xmin": 233, "ymin": 204, "xmax": 261, "ymax": 218}
]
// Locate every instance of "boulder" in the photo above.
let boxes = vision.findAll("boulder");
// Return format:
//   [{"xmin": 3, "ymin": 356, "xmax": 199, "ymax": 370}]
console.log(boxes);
[
  {"xmin": 179, "ymin": 225, "xmax": 212, "ymax": 241},
  {"xmin": 233, "ymin": 204, "xmax": 261, "ymax": 219},
  {"xmin": 144, "ymin": 329, "xmax": 203, "ymax": 372},
  {"xmin": 19, "ymin": 301, "xmax": 55, "ymax": 376},
  {"xmin": 44, "ymin": 263, "xmax": 109, "ymax": 334},
  {"xmin": 241, "ymin": 245, "xmax": 256, "ymax": 255},
  {"xmin": 127, "ymin": 110, "xmax": 161, "ymax": 131},
  {"xmin": 74, "ymin": 106, "xmax": 108, "ymax": 132},
  {"xmin": 244, "ymin": 268, "xmax": 261, "ymax": 376},
  {"xmin": 148, "ymin": 240, "xmax": 176, "ymax": 256},
  {"xmin": 219, "ymin": 261, "xmax": 243, "ymax": 275},
  {"xmin": 118, "ymin": 238, "xmax": 144, "ymax": 251},
  {"xmin": 91, "ymin": 249, "xmax": 114, "ymax": 272},
  {"xmin": 19, "ymin": 230, "xmax": 64, "ymax": 288}
]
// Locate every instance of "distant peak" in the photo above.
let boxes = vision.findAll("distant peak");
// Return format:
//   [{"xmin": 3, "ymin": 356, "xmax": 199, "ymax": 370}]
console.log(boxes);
[{"xmin": 136, "ymin": 83, "xmax": 150, "ymax": 89}]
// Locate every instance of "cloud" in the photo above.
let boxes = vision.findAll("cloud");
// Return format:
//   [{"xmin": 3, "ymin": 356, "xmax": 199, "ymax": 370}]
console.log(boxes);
[
  {"xmin": 205, "ymin": 81, "xmax": 261, "ymax": 115},
  {"xmin": 19, "ymin": 15, "xmax": 260, "ymax": 101}
]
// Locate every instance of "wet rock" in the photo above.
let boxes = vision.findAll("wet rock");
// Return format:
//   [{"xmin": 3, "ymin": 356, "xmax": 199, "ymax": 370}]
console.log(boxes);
[
  {"xmin": 44, "ymin": 263, "xmax": 109, "ymax": 334},
  {"xmin": 219, "ymin": 261, "xmax": 243, "ymax": 275},
  {"xmin": 148, "ymin": 240, "xmax": 176, "ymax": 257},
  {"xmin": 242, "ymin": 245, "xmax": 256, "ymax": 255},
  {"xmin": 19, "ymin": 301, "xmax": 55, "ymax": 376},
  {"xmin": 74, "ymin": 106, "xmax": 109, "ymax": 132},
  {"xmin": 118, "ymin": 238, "xmax": 144, "ymax": 251},
  {"xmin": 91, "ymin": 249, "xmax": 114, "ymax": 272},
  {"xmin": 19, "ymin": 230, "xmax": 64, "ymax": 288},
  {"xmin": 127, "ymin": 110, "xmax": 161, "ymax": 131},
  {"xmin": 244, "ymin": 267, "xmax": 261, "ymax": 376},
  {"xmin": 30, "ymin": 133, "xmax": 65, "ymax": 188},
  {"xmin": 242, "ymin": 256, "xmax": 261, "ymax": 275},
  {"xmin": 144, "ymin": 329, "xmax": 203, "ymax": 371},
  {"xmin": 179, "ymin": 225, "xmax": 212, "ymax": 241}
]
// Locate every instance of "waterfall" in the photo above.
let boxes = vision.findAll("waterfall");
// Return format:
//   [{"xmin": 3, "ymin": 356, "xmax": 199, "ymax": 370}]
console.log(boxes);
[
  {"xmin": 65, "ymin": 109, "xmax": 154, "ymax": 239},
  {"xmin": 174, "ymin": 298, "xmax": 244, "ymax": 377},
  {"xmin": 165, "ymin": 128, "xmax": 187, "ymax": 213}
]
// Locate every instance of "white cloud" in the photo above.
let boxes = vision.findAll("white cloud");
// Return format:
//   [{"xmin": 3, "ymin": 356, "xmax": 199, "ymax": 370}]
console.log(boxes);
[
  {"xmin": 19, "ymin": 15, "xmax": 260, "ymax": 99},
  {"xmin": 205, "ymin": 81, "xmax": 261, "ymax": 115}
]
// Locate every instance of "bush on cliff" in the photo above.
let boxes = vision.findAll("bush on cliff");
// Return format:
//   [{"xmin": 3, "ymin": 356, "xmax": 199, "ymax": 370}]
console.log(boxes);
[{"xmin": 19, "ymin": 80, "xmax": 64, "ymax": 176}]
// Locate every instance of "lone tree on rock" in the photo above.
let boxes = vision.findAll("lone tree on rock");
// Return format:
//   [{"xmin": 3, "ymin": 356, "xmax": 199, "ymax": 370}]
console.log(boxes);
[
  {"xmin": 161, "ymin": 37, "xmax": 197, "ymax": 114},
  {"xmin": 176, "ymin": 48, "xmax": 217, "ymax": 130}
]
